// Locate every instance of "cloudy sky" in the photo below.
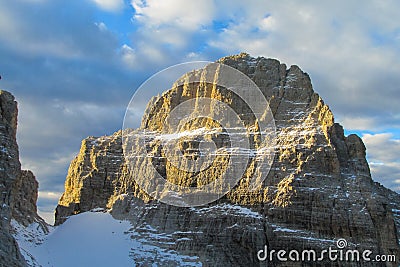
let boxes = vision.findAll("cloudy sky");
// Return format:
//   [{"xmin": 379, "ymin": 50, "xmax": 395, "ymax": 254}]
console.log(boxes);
[{"xmin": 0, "ymin": 0, "xmax": 399, "ymax": 223}]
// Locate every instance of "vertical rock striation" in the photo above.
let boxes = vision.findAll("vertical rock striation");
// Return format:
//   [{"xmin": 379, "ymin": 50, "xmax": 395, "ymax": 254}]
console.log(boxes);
[
  {"xmin": 11, "ymin": 170, "xmax": 47, "ymax": 228},
  {"xmin": 0, "ymin": 90, "xmax": 26, "ymax": 267},
  {"xmin": 55, "ymin": 54, "xmax": 400, "ymax": 266},
  {"xmin": 0, "ymin": 90, "xmax": 46, "ymax": 267}
]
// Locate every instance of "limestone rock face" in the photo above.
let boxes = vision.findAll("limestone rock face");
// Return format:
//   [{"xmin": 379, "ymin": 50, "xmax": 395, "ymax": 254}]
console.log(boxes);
[
  {"xmin": 55, "ymin": 54, "xmax": 400, "ymax": 266},
  {"xmin": 56, "ymin": 133, "xmax": 127, "ymax": 224},
  {"xmin": 0, "ymin": 90, "xmax": 46, "ymax": 267},
  {"xmin": 11, "ymin": 170, "xmax": 47, "ymax": 228},
  {"xmin": 0, "ymin": 90, "xmax": 26, "ymax": 267}
]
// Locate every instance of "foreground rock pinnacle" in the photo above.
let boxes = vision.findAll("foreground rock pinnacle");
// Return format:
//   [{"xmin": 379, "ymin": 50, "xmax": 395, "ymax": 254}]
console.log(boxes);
[{"xmin": 0, "ymin": 90, "xmax": 47, "ymax": 267}]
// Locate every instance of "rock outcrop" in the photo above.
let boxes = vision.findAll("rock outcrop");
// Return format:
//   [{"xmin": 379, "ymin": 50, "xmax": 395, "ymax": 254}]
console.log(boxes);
[
  {"xmin": 55, "ymin": 54, "xmax": 400, "ymax": 266},
  {"xmin": 0, "ymin": 90, "xmax": 26, "ymax": 267},
  {"xmin": 11, "ymin": 170, "xmax": 47, "ymax": 228},
  {"xmin": 0, "ymin": 90, "xmax": 46, "ymax": 267}
]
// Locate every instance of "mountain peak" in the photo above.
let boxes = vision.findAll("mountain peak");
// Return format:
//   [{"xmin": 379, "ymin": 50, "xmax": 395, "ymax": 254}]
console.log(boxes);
[{"xmin": 51, "ymin": 54, "xmax": 400, "ymax": 265}]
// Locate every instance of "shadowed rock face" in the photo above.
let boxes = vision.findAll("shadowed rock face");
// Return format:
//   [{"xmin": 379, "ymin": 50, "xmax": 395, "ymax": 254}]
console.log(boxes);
[
  {"xmin": 11, "ymin": 170, "xmax": 46, "ymax": 228},
  {"xmin": 55, "ymin": 54, "xmax": 400, "ymax": 266},
  {"xmin": 0, "ymin": 90, "xmax": 47, "ymax": 267},
  {"xmin": 0, "ymin": 91, "xmax": 26, "ymax": 267}
]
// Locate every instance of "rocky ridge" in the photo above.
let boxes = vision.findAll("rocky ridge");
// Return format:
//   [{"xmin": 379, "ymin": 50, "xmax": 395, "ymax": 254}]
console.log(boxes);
[
  {"xmin": 55, "ymin": 54, "xmax": 400, "ymax": 266},
  {"xmin": 0, "ymin": 90, "xmax": 47, "ymax": 267}
]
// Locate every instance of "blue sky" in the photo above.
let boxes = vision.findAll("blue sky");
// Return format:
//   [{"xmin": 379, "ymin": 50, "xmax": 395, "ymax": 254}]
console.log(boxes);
[{"xmin": 0, "ymin": 0, "xmax": 399, "ymax": 223}]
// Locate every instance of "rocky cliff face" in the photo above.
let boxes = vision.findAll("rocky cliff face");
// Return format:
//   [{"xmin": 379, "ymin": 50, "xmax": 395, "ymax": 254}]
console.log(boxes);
[
  {"xmin": 0, "ymin": 90, "xmax": 46, "ymax": 267},
  {"xmin": 55, "ymin": 54, "xmax": 400, "ymax": 266},
  {"xmin": 11, "ymin": 170, "xmax": 47, "ymax": 228}
]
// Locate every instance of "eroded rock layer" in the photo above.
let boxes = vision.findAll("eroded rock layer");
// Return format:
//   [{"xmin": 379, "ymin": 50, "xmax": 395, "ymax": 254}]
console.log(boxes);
[
  {"xmin": 0, "ymin": 91, "xmax": 47, "ymax": 267},
  {"xmin": 56, "ymin": 54, "xmax": 400, "ymax": 266},
  {"xmin": 0, "ymin": 90, "xmax": 26, "ymax": 266}
]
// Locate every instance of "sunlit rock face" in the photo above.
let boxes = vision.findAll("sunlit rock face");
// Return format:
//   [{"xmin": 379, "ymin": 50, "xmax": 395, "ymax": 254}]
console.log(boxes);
[{"xmin": 55, "ymin": 54, "xmax": 400, "ymax": 266}]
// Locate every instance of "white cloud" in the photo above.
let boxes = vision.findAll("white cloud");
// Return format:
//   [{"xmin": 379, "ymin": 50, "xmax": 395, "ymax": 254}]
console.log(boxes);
[
  {"xmin": 132, "ymin": 0, "xmax": 215, "ymax": 31},
  {"xmin": 205, "ymin": 1, "xmax": 400, "ymax": 135},
  {"xmin": 37, "ymin": 210, "xmax": 55, "ymax": 225},
  {"xmin": 363, "ymin": 133, "xmax": 400, "ymax": 162},
  {"xmin": 38, "ymin": 191, "xmax": 63, "ymax": 201},
  {"xmin": 119, "ymin": 42, "xmax": 168, "ymax": 69},
  {"xmin": 340, "ymin": 117, "xmax": 377, "ymax": 131},
  {"xmin": 120, "ymin": 44, "xmax": 137, "ymax": 69},
  {"xmin": 259, "ymin": 15, "xmax": 276, "ymax": 32},
  {"xmin": 127, "ymin": 0, "xmax": 217, "ymax": 65},
  {"xmin": 362, "ymin": 133, "xmax": 400, "ymax": 192},
  {"xmin": 17, "ymin": 98, "xmax": 126, "ymax": 188},
  {"xmin": 0, "ymin": 1, "xmax": 119, "ymax": 59},
  {"xmin": 91, "ymin": 0, "xmax": 124, "ymax": 12},
  {"xmin": 95, "ymin": 22, "xmax": 108, "ymax": 32}
]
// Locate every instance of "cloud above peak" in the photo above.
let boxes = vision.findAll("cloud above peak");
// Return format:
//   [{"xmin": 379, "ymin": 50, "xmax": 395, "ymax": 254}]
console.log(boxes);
[
  {"xmin": 131, "ymin": 0, "xmax": 215, "ymax": 31},
  {"xmin": 91, "ymin": 0, "xmax": 125, "ymax": 12}
]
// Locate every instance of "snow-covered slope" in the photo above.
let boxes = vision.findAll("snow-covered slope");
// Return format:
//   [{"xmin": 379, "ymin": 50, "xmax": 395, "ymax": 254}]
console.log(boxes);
[
  {"xmin": 13, "ymin": 211, "xmax": 133, "ymax": 266},
  {"xmin": 12, "ymin": 210, "xmax": 204, "ymax": 267}
]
